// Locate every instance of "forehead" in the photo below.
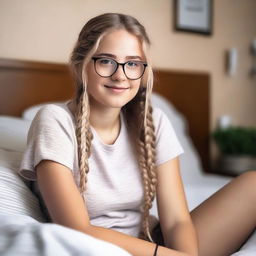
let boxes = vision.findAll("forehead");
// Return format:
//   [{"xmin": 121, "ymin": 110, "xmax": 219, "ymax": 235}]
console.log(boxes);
[{"xmin": 95, "ymin": 29, "xmax": 144, "ymax": 59}]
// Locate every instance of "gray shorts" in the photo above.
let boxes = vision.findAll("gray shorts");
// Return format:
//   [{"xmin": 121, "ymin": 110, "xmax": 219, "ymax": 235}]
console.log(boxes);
[{"xmin": 151, "ymin": 222, "xmax": 165, "ymax": 246}]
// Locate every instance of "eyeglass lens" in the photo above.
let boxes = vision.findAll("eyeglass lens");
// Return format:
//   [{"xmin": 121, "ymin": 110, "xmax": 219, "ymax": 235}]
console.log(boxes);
[{"xmin": 94, "ymin": 58, "xmax": 146, "ymax": 80}]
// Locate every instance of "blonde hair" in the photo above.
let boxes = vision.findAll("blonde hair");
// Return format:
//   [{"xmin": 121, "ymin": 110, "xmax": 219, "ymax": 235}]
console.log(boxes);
[{"xmin": 69, "ymin": 13, "xmax": 157, "ymax": 242}]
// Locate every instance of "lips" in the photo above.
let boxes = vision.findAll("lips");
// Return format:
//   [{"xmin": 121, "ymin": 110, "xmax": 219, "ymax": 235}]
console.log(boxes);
[
  {"xmin": 104, "ymin": 85, "xmax": 129, "ymax": 90},
  {"xmin": 104, "ymin": 85, "xmax": 129, "ymax": 93}
]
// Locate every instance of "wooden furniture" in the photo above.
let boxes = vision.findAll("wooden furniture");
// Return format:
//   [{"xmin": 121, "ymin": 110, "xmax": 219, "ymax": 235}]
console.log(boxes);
[
  {"xmin": 154, "ymin": 69, "xmax": 210, "ymax": 173},
  {"xmin": 0, "ymin": 58, "xmax": 210, "ymax": 172}
]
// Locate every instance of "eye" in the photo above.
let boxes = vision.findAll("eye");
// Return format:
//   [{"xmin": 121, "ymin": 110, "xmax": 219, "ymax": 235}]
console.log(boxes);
[
  {"xmin": 126, "ymin": 61, "xmax": 139, "ymax": 68},
  {"xmin": 98, "ymin": 58, "xmax": 115, "ymax": 65}
]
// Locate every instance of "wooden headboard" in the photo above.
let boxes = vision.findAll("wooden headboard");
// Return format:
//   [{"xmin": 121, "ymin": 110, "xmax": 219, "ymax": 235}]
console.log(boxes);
[{"xmin": 0, "ymin": 58, "xmax": 210, "ymax": 172}]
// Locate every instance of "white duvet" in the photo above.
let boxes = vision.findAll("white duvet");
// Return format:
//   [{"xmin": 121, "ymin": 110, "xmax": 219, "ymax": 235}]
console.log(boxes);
[{"xmin": 0, "ymin": 213, "xmax": 131, "ymax": 256}]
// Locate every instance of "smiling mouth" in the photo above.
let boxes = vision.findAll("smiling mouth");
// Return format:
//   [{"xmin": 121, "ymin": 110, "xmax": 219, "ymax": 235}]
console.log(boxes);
[{"xmin": 104, "ymin": 85, "xmax": 129, "ymax": 90}]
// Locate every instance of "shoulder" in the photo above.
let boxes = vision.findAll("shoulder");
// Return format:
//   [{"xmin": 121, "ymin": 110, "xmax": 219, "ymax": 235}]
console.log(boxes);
[
  {"xmin": 152, "ymin": 107, "xmax": 171, "ymax": 128},
  {"xmin": 151, "ymin": 108, "xmax": 184, "ymax": 165},
  {"xmin": 152, "ymin": 107, "xmax": 165, "ymax": 118},
  {"xmin": 29, "ymin": 103, "xmax": 76, "ymax": 137},
  {"xmin": 34, "ymin": 103, "xmax": 74, "ymax": 126},
  {"xmin": 151, "ymin": 106, "xmax": 178, "ymax": 141}
]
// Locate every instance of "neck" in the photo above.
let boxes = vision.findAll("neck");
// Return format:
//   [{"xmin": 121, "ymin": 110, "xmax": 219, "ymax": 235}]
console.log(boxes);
[
  {"xmin": 89, "ymin": 105, "xmax": 121, "ymax": 131},
  {"xmin": 67, "ymin": 98, "xmax": 121, "ymax": 129},
  {"xmin": 89, "ymin": 105, "xmax": 122, "ymax": 145},
  {"xmin": 67, "ymin": 98, "xmax": 122, "ymax": 144}
]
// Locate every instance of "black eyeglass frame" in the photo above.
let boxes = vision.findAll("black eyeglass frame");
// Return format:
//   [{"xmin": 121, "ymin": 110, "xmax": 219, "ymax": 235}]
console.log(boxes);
[{"xmin": 91, "ymin": 57, "xmax": 148, "ymax": 80}]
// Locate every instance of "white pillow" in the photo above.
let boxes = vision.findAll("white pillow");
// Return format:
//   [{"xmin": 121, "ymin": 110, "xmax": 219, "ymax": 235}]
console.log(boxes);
[
  {"xmin": 0, "ymin": 148, "xmax": 24, "ymax": 171},
  {"xmin": 151, "ymin": 93, "xmax": 187, "ymax": 133},
  {"xmin": 0, "ymin": 166, "xmax": 45, "ymax": 222},
  {"xmin": 0, "ymin": 116, "xmax": 31, "ymax": 152},
  {"xmin": 22, "ymin": 101, "xmax": 66, "ymax": 121}
]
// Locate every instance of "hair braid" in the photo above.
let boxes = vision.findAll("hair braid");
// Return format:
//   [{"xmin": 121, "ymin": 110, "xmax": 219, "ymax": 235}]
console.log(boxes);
[
  {"xmin": 75, "ymin": 89, "xmax": 93, "ymax": 195},
  {"xmin": 144, "ymin": 105, "xmax": 157, "ymax": 201},
  {"xmin": 123, "ymin": 87, "xmax": 157, "ymax": 242},
  {"xmin": 138, "ymin": 89, "xmax": 157, "ymax": 242},
  {"xmin": 138, "ymin": 138, "xmax": 153, "ymax": 241}
]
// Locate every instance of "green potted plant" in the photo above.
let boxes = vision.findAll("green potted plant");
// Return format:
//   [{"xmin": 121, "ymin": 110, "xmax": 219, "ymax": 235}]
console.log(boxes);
[{"xmin": 212, "ymin": 126, "xmax": 256, "ymax": 175}]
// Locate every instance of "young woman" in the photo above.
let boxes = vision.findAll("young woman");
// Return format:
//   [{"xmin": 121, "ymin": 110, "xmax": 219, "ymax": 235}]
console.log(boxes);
[{"xmin": 19, "ymin": 13, "xmax": 256, "ymax": 256}]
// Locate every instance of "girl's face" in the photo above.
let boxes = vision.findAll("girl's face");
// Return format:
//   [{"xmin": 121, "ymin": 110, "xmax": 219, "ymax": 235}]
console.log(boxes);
[{"xmin": 86, "ymin": 29, "xmax": 145, "ymax": 110}]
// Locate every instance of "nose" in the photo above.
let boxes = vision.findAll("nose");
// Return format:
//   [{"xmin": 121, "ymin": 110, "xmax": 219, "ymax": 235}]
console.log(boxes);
[{"xmin": 111, "ymin": 64, "xmax": 126, "ymax": 81}]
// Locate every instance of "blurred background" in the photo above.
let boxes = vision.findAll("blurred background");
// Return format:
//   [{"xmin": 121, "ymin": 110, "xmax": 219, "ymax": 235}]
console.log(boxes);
[{"xmin": 0, "ymin": 0, "xmax": 256, "ymax": 164}]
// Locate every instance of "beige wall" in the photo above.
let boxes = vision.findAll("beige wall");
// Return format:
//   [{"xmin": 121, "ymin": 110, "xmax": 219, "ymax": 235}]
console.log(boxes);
[{"xmin": 1, "ymin": 0, "xmax": 256, "ymax": 131}]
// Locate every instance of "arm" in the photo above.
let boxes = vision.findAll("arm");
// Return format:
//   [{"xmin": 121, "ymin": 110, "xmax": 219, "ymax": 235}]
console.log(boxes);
[
  {"xmin": 156, "ymin": 157, "xmax": 199, "ymax": 256},
  {"xmin": 36, "ymin": 160, "xmax": 191, "ymax": 256}
]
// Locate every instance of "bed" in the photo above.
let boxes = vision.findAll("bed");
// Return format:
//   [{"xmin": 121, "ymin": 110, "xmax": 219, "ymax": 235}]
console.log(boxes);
[{"xmin": 0, "ymin": 58, "xmax": 255, "ymax": 255}]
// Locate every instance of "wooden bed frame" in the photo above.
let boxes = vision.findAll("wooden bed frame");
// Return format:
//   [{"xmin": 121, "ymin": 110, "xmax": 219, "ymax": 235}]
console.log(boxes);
[{"xmin": 0, "ymin": 58, "xmax": 210, "ymax": 172}]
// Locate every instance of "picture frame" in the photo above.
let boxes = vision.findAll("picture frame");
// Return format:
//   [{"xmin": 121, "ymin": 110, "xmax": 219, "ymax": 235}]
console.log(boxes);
[{"xmin": 174, "ymin": 0, "xmax": 213, "ymax": 35}]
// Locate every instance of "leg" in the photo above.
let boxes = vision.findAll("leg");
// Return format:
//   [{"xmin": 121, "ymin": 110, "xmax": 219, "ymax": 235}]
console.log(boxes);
[{"xmin": 190, "ymin": 171, "xmax": 256, "ymax": 256}]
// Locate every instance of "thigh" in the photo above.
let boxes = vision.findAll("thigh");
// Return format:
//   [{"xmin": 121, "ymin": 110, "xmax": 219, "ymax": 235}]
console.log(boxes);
[{"xmin": 190, "ymin": 171, "xmax": 256, "ymax": 256}]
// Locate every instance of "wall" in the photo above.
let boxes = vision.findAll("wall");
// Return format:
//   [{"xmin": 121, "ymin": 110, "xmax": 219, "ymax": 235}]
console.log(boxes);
[{"xmin": 1, "ymin": 0, "xmax": 256, "ymax": 159}]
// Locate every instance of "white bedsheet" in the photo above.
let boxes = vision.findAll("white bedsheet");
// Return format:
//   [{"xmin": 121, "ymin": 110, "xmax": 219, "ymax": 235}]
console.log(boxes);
[
  {"xmin": 232, "ymin": 233, "xmax": 256, "ymax": 255},
  {"xmin": 0, "ymin": 213, "xmax": 131, "ymax": 256}
]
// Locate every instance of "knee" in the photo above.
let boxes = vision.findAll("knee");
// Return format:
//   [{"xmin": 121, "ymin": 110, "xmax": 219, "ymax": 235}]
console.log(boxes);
[
  {"xmin": 239, "ymin": 170, "xmax": 256, "ymax": 181},
  {"xmin": 237, "ymin": 170, "xmax": 256, "ymax": 196}
]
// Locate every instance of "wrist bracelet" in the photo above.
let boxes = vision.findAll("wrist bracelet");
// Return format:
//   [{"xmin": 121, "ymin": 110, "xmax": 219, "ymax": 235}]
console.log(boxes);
[{"xmin": 153, "ymin": 243, "xmax": 159, "ymax": 256}]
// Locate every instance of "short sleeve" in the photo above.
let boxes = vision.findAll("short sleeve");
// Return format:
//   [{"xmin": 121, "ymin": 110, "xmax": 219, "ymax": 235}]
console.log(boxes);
[
  {"xmin": 153, "ymin": 107, "xmax": 184, "ymax": 166},
  {"xmin": 19, "ymin": 105, "xmax": 76, "ymax": 181}
]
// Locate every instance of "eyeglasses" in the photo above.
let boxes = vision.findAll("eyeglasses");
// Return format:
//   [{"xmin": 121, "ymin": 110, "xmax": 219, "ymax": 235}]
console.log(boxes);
[{"xmin": 91, "ymin": 57, "xmax": 147, "ymax": 80}]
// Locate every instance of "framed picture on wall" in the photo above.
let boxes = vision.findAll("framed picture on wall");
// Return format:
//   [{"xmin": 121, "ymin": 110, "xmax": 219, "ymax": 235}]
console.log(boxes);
[{"xmin": 174, "ymin": 0, "xmax": 213, "ymax": 35}]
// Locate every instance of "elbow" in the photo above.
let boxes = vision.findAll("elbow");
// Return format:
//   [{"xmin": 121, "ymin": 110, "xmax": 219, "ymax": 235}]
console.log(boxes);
[
  {"xmin": 77, "ymin": 223, "xmax": 94, "ymax": 234},
  {"xmin": 81, "ymin": 224, "xmax": 100, "ymax": 237}
]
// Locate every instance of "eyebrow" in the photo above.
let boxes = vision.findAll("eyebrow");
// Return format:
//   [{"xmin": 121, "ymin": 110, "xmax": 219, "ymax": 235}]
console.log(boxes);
[{"xmin": 95, "ymin": 53, "xmax": 142, "ymax": 60}]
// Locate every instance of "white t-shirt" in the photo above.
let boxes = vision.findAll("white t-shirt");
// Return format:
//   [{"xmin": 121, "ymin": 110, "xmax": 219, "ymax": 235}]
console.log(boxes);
[{"xmin": 19, "ymin": 101, "xmax": 184, "ymax": 237}]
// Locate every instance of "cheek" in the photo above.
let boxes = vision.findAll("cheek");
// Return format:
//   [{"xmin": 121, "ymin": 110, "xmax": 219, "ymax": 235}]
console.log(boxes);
[
  {"xmin": 131, "ymin": 80, "xmax": 141, "ymax": 94},
  {"xmin": 131, "ymin": 79, "xmax": 141, "ymax": 88},
  {"xmin": 86, "ymin": 66, "xmax": 103, "ymax": 91},
  {"xmin": 127, "ymin": 81, "xmax": 141, "ymax": 101}
]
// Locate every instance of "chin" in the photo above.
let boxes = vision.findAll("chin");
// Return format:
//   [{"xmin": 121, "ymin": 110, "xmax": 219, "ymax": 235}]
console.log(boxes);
[
  {"xmin": 106, "ymin": 101, "xmax": 130, "ymax": 109},
  {"xmin": 103, "ymin": 95, "xmax": 137, "ymax": 109}
]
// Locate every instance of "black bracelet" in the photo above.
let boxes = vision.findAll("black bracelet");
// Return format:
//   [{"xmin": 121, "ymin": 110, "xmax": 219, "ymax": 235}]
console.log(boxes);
[{"xmin": 153, "ymin": 243, "xmax": 159, "ymax": 256}]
